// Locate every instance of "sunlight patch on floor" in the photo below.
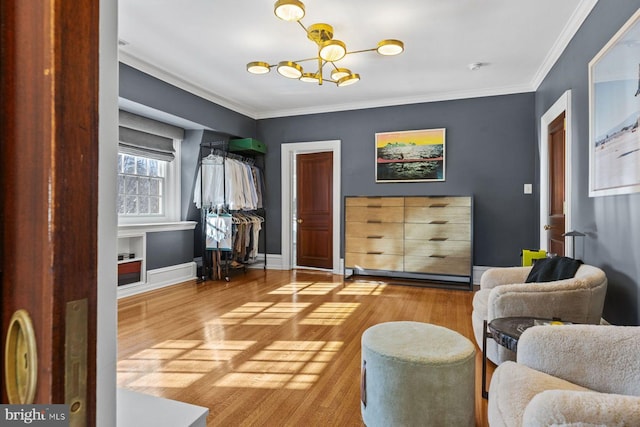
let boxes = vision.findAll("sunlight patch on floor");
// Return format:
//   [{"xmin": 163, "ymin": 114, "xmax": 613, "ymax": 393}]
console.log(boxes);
[
  {"xmin": 269, "ymin": 281, "xmax": 341, "ymax": 295},
  {"xmin": 128, "ymin": 372, "xmax": 205, "ymax": 388},
  {"xmin": 214, "ymin": 340, "xmax": 343, "ymax": 390},
  {"xmin": 118, "ymin": 340, "xmax": 257, "ymax": 389},
  {"xmin": 215, "ymin": 301, "xmax": 312, "ymax": 325},
  {"xmin": 299, "ymin": 302, "xmax": 361, "ymax": 325}
]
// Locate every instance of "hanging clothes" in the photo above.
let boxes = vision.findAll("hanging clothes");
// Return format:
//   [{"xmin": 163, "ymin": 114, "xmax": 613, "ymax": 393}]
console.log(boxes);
[
  {"xmin": 194, "ymin": 155, "xmax": 224, "ymax": 209},
  {"xmin": 206, "ymin": 212, "xmax": 232, "ymax": 251},
  {"xmin": 195, "ymin": 156, "xmax": 263, "ymax": 211}
]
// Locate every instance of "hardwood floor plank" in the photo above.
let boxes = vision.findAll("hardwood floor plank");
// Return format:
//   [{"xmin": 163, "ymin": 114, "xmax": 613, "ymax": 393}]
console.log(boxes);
[{"xmin": 118, "ymin": 270, "xmax": 493, "ymax": 426}]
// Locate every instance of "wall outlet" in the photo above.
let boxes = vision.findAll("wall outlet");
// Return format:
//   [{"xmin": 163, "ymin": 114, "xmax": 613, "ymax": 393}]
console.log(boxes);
[{"xmin": 524, "ymin": 183, "xmax": 533, "ymax": 194}]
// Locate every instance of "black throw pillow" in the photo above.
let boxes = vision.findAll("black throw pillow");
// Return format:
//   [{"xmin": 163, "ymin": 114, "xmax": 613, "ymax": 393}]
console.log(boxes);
[{"xmin": 525, "ymin": 256, "xmax": 583, "ymax": 283}]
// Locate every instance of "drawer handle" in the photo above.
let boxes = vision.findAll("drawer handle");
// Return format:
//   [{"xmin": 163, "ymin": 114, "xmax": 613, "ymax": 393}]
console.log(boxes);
[
  {"xmin": 367, "ymin": 205, "xmax": 383, "ymax": 208},
  {"xmin": 429, "ymin": 254, "xmax": 447, "ymax": 258},
  {"xmin": 367, "ymin": 251, "xmax": 383, "ymax": 255},
  {"xmin": 366, "ymin": 236, "xmax": 383, "ymax": 239},
  {"xmin": 367, "ymin": 220, "xmax": 382, "ymax": 223},
  {"xmin": 429, "ymin": 220, "xmax": 448, "ymax": 224},
  {"xmin": 429, "ymin": 204, "xmax": 448, "ymax": 208},
  {"xmin": 429, "ymin": 237, "xmax": 448, "ymax": 241}
]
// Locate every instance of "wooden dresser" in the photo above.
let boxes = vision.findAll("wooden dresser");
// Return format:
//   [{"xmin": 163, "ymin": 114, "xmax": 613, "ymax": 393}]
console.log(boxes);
[{"xmin": 345, "ymin": 196, "xmax": 473, "ymax": 288}]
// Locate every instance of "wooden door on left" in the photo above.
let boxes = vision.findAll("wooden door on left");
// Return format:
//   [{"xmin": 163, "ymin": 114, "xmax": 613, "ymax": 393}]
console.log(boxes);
[{"xmin": 0, "ymin": 0, "xmax": 99, "ymax": 423}]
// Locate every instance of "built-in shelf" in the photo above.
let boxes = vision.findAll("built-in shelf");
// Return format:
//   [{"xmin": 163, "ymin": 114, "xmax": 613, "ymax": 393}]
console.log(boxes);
[
  {"xmin": 116, "ymin": 221, "xmax": 198, "ymax": 297},
  {"xmin": 117, "ymin": 233, "xmax": 146, "ymax": 287}
]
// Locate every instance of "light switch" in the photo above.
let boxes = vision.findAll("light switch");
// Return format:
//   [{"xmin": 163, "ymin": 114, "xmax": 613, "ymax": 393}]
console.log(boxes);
[{"xmin": 524, "ymin": 183, "xmax": 533, "ymax": 194}]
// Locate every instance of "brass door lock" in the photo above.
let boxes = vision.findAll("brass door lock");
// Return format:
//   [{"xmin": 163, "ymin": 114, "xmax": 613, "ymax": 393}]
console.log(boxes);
[{"xmin": 5, "ymin": 309, "xmax": 38, "ymax": 404}]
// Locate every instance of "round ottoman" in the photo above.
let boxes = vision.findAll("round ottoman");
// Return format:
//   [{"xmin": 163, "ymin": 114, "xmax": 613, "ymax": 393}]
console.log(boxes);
[{"xmin": 361, "ymin": 321, "xmax": 476, "ymax": 427}]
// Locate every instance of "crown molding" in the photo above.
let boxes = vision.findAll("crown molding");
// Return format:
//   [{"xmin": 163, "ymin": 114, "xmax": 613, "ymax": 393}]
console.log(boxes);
[
  {"xmin": 254, "ymin": 84, "xmax": 535, "ymax": 119},
  {"xmin": 531, "ymin": 0, "xmax": 598, "ymax": 90},
  {"xmin": 120, "ymin": 49, "xmax": 534, "ymax": 120}
]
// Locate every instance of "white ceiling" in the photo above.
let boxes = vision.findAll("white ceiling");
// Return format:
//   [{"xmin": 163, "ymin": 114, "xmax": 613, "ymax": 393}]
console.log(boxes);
[{"xmin": 118, "ymin": 0, "xmax": 597, "ymax": 120}]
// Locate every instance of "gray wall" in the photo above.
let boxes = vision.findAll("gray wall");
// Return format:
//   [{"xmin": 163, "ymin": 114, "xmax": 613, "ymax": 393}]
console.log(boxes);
[
  {"xmin": 536, "ymin": 0, "xmax": 640, "ymax": 325},
  {"xmin": 146, "ymin": 230, "xmax": 194, "ymax": 270},
  {"xmin": 257, "ymin": 93, "xmax": 538, "ymax": 267},
  {"xmin": 120, "ymin": 63, "xmax": 257, "ymax": 137}
]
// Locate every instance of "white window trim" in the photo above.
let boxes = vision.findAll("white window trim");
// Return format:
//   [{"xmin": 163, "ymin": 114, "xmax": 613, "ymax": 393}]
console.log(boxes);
[{"xmin": 118, "ymin": 140, "xmax": 182, "ymax": 225}]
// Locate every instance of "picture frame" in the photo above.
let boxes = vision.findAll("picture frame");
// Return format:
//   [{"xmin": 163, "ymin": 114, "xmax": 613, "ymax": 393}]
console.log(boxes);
[
  {"xmin": 588, "ymin": 8, "xmax": 640, "ymax": 197},
  {"xmin": 375, "ymin": 128, "xmax": 446, "ymax": 183}
]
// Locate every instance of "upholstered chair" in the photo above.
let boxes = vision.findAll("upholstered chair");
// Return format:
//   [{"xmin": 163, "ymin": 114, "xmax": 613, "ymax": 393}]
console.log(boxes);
[
  {"xmin": 471, "ymin": 264, "xmax": 607, "ymax": 364},
  {"xmin": 488, "ymin": 325, "xmax": 640, "ymax": 427}
]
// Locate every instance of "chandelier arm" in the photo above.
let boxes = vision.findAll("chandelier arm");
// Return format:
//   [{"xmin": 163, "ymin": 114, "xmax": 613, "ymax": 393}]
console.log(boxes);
[
  {"xmin": 291, "ymin": 57, "xmax": 320, "ymax": 63},
  {"xmin": 297, "ymin": 20, "xmax": 308, "ymax": 33},
  {"xmin": 345, "ymin": 47, "xmax": 378, "ymax": 56}
]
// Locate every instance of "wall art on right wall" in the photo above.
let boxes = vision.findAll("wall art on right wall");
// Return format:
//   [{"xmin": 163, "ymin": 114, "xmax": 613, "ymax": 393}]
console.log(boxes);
[{"xmin": 589, "ymin": 7, "xmax": 640, "ymax": 197}]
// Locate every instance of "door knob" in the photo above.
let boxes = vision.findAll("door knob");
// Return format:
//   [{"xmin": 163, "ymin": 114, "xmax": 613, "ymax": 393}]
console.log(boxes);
[
  {"xmin": 5, "ymin": 309, "xmax": 38, "ymax": 404},
  {"xmin": 297, "ymin": 219, "xmax": 303, "ymax": 224},
  {"xmin": 544, "ymin": 224, "xmax": 552, "ymax": 230}
]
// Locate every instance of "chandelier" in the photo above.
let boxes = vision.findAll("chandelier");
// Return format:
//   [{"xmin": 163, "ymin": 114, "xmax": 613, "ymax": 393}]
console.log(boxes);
[{"xmin": 246, "ymin": 0, "xmax": 404, "ymax": 87}]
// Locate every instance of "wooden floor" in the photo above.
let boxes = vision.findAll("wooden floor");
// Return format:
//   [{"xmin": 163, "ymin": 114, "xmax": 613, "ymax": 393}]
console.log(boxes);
[{"xmin": 117, "ymin": 269, "xmax": 494, "ymax": 426}]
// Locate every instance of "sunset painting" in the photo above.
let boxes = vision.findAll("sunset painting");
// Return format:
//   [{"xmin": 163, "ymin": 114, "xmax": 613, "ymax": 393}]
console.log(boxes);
[{"xmin": 375, "ymin": 128, "xmax": 446, "ymax": 182}]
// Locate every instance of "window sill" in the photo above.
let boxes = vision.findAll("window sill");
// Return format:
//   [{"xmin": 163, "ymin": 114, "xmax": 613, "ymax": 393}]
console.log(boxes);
[{"xmin": 118, "ymin": 221, "xmax": 197, "ymax": 235}]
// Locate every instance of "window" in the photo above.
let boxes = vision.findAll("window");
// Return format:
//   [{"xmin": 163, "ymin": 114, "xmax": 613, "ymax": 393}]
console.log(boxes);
[
  {"xmin": 117, "ymin": 153, "xmax": 165, "ymax": 216},
  {"xmin": 117, "ymin": 140, "xmax": 181, "ymax": 224},
  {"xmin": 117, "ymin": 109, "xmax": 184, "ymax": 225}
]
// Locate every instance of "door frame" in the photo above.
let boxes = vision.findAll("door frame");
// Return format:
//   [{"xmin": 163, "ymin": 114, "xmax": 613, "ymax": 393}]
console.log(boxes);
[
  {"xmin": 281, "ymin": 140, "xmax": 341, "ymax": 274},
  {"xmin": 539, "ymin": 90, "xmax": 573, "ymax": 255}
]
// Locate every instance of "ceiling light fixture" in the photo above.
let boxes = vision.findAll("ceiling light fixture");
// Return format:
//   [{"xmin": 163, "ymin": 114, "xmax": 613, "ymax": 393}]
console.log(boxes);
[
  {"xmin": 247, "ymin": 0, "xmax": 404, "ymax": 87},
  {"xmin": 274, "ymin": 0, "xmax": 305, "ymax": 22}
]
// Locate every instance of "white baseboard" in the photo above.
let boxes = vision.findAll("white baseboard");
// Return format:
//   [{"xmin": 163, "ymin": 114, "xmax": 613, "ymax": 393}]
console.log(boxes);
[
  {"xmin": 260, "ymin": 253, "xmax": 285, "ymax": 270},
  {"xmin": 117, "ymin": 261, "xmax": 196, "ymax": 298}
]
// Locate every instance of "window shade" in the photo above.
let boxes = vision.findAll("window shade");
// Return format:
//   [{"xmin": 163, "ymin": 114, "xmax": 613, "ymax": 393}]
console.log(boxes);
[{"xmin": 118, "ymin": 110, "xmax": 185, "ymax": 162}]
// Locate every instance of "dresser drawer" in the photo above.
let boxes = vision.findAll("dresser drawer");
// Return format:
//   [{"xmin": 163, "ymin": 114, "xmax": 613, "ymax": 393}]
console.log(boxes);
[
  {"xmin": 345, "ymin": 222, "xmax": 403, "ymax": 239},
  {"xmin": 404, "ymin": 196, "xmax": 471, "ymax": 208},
  {"xmin": 345, "ymin": 253, "xmax": 404, "ymax": 271},
  {"xmin": 346, "ymin": 206, "xmax": 404, "ymax": 223},
  {"xmin": 404, "ymin": 240, "xmax": 471, "ymax": 258},
  {"xmin": 346, "ymin": 197, "xmax": 404, "ymax": 207},
  {"xmin": 404, "ymin": 256, "xmax": 471, "ymax": 276},
  {"xmin": 346, "ymin": 237, "xmax": 404, "ymax": 255},
  {"xmin": 404, "ymin": 223, "xmax": 470, "ymax": 241},
  {"xmin": 404, "ymin": 206, "xmax": 471, "ymax": 224}
]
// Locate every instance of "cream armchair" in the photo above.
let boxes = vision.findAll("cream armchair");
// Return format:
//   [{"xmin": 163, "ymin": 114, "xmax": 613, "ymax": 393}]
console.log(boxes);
[
  {"xmin": 472, "ymin": 264, "xmax": 607, "ymax": 364},
  {"xmin": 488, "ymin": 325, "xmax": 640, "ymax": 427}
]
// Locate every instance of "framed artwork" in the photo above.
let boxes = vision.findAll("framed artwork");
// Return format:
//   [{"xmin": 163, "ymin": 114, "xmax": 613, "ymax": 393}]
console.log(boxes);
[
  {"xmin": 588, "ymin": 8, "xmax": 640, "ymax": 197},
  {"xmin": 375, "ymin": 128, "xmax": 445, "ymax": 183}
]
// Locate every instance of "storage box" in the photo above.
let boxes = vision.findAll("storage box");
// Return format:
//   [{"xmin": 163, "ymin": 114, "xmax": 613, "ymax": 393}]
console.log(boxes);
[
  {"xmin": 229, "ymin": 138, "xmax": 266, "ymax": 154},
  {"xmin": 118, "ymin": 260, "xmax": 141, "ymax": 286}
]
